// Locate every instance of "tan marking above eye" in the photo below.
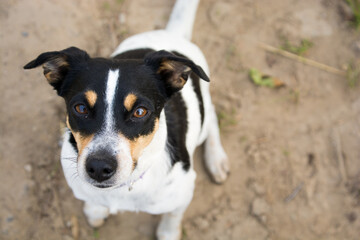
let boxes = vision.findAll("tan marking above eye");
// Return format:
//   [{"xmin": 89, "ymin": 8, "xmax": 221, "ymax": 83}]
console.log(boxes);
[
  {"xmin": 85, "ymin": 90, "xmax": 97, "ymax": 108},
  {"xmin": 124, "ymin": 93, "xmax": 137, "ymax": 111}
]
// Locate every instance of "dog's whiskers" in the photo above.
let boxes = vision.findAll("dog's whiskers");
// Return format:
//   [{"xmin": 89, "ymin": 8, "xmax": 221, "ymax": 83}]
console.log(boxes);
[{"xmin": 69, "ymin": 171, "xmax": 80, "ymax": 183}]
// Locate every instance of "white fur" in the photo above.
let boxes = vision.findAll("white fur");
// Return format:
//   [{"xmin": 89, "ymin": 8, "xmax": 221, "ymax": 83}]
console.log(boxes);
[
  {"xmin": 104, "ymin": 69, "xmax": 119, "ymax": 131},
  {"xmin": 61, "ymin": 0, "xmax": 229, "ymax": 239},
  {"xmin": 165, "ymin": 0, "xmax": 200, "ymax": 40}
]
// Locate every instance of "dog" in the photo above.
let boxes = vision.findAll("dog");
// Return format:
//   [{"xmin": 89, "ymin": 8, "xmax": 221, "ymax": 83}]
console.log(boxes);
[{"xmin": 24, "ymin": 0, "xmax": 229, "ymax": 239}]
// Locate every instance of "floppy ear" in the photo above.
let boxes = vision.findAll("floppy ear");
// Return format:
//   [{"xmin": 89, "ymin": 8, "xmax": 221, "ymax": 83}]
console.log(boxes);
[
  {"xmin": 144, "ymin": 50, "xmax": 209, "ymax": 97},
  {"xmin": 24, "ymin": 47, "xmax": 89, "ymax": 95}
]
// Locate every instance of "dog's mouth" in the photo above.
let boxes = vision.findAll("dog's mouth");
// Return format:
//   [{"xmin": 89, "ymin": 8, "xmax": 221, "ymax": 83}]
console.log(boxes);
[
  {"xmin": 93, "ymin": 183, "xmax": 113, "ymax": 189},
  {"xmin": 89, "ymin": 169, "xmax": 148, "ymax": 190},
  {"xmin": 87, "ymin": 177, "xmax": 117, "ymax": 189}
]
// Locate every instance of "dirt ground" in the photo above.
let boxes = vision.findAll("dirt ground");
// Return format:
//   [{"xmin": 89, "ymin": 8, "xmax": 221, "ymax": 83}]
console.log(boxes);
[{"xmin": 1, "ymin": 0, "xmax": 360, "ymax": 239}]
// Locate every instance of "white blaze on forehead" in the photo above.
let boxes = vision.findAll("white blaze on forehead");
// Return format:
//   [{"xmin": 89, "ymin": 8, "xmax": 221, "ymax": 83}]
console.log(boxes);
[{"xmin": 105, "ymin": 69, "xmax": 120, "ymax": 131}]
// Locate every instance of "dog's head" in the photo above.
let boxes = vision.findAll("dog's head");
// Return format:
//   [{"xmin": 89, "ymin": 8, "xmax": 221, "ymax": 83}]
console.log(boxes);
[{"xmin": 24, "ymin": 47, "xmax": 209, "ymax": 188}]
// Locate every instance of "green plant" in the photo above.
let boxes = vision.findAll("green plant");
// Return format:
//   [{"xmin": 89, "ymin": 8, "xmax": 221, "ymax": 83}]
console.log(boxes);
[
  {"xmin": 283, "ymin": 149, "xmax": 290, "ymax": 157},
  {"xmin": 249, "ymin": 68, "xmax": 285, "ymax": 88},
  {"xmin": 346, "ymin": 61, "xmax": 360, "ymax": 87},
  {"xmin": 280, "ymin": 39, "xmax": 313, "ymax": 56},
  {"xmin": 225, "ymin": 44, "xmax": 243, "ymax": 72},
  {"xmin": 102, "ymin": 2, "xmax": 111, "ymax": 10},
  {"xmin": 217, "ymin": 109, "xmax": 238, "ymax": 130},
  {"xmin": 181, "ymin": 227, "xmax": 188, "ymax": 240},
  {"xmin": 289, "ymin": 88, "xmax": 300, "ymax": 104},
  {"xmin": 346, "ymin": 0, "xmax": 360, "ymax": 29},
  {"xmin": 93, "ymin": 229, "xmax": 99, "ymax": 238}
]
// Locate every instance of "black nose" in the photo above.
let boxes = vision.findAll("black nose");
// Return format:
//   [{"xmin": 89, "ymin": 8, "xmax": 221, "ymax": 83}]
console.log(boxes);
[{"xmin": 85, "ymin": 157, "xmax": 117, "ymax": 182}]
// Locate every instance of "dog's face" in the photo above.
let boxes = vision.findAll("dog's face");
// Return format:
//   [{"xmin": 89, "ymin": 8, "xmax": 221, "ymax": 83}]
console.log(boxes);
[{"xmin": 24, "ymin": 47, "xmax": 209, "ymax": 188}]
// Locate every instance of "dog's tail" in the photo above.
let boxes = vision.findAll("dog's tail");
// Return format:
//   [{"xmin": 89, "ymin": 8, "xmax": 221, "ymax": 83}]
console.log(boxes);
[{"xmin": 165, "ymin": 0, "xmax": 200, "ymax": 41}]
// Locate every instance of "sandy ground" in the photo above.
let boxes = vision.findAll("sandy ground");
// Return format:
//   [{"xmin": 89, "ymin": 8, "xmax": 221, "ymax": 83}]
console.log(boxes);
[{"xmin": 1, "ymin": 0, "xmax": 360, "ymax": 239}]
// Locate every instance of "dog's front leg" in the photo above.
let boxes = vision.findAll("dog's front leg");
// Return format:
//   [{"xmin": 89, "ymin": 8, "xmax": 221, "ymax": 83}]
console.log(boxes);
[
  {"xmin": 83, "ymin": 202, "xmax": 110, "ymax": 228},
  {"xmin": 156, "ymin": 205, "xmax": 188, "ymax": 240}
]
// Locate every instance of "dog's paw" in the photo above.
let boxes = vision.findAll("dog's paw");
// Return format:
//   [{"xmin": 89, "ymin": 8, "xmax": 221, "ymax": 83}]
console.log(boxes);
[
  {"xmin": 87, "ymin": 218, "xmax": 105, "ymax": 228},
  {"xmin": 205, "ymin": 150, "xmax": 230, "ymax": 184},
  {"xmin": 156, "ymin": 227, "xmax": 181, "ymax": 240},
  {"xmin": 83, "ymin": 202, "xmax": 109, "ymax": 228}
]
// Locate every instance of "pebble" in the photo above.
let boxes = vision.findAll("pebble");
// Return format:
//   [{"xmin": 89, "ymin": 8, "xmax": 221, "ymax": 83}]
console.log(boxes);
[
  {"xmin": 346, "ymin": 212, "xmax": 357, "ymax": 223},
  {"xmin": 193, "ymin": 217, "xmax": 210, "ymax": 230},
  {"xmin": 353, "ymin": 41, "xmax": 360, "ymax": 55},
  {"xmin": 251, "ymin": 197, "xmax": 270, "ymax": 217},
  {"xmin": 252, "ymin": 182, "xmax": 266, "ymax": 196},
  {"xmin": 66, "ymin": 220, "xmax": 72, "ymax": 228},
  {"xmin": 6, "ymin": 216, "xmax": 14, "ymax": 223},
  {"xmin": 295, "ymin": 9, "xmax": 333, "ymax": 37},
  {"xmin": 24, "ymin": 164, "xmax": 32, "ymax": 173},
  {"xmin": 118, "ymin": 13, "xmax": 126, "ymax": 24}
]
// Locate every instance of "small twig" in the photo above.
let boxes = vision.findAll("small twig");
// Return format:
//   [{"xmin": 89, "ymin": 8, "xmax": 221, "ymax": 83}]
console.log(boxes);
[
  {"xmin": 332, "ymin": 128, "xmax": 348, "ymax": 182},
  {"xmin": 284, "ymin": 182, "xmax": 304, "ymax": 203},
  {"xmin": 71, "ymin": 215, "xmax": 79, "ymax": 240},
  {"xmin": 259, "ymin": 42, "xmax": 346, "ymax": 77}
]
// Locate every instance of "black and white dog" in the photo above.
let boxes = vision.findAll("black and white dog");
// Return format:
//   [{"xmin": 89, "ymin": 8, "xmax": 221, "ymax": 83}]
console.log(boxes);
[{"xmin": 24, "ymin": 0, "xmax": 229, "ymax": 239}]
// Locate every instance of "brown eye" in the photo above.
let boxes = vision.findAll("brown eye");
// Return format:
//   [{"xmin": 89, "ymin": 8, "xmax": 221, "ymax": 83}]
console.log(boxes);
[
  {"xmin": 133, "ymin": 107, "xmax": 147, "ymax": 118},
  {"xmin": 75, "ymin": 104, "xmax": 88, "ymax": 115}
]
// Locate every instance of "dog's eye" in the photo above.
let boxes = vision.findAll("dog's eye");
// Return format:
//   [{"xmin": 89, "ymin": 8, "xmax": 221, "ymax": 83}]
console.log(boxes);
[
  {"xmin": 74, "ymin": 104, "xmax": 88, "ymax": 115},
  {"xmin": 133, "ymin": 107, "xmax": 147, "ymax": 118}
]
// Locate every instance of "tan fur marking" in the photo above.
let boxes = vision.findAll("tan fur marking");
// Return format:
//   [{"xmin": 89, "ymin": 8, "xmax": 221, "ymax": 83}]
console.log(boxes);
[
  {"xmin": 124, "ymin": 93, "xmax": 137, "ymax": 111},
  {"xmin": 73, "ymin": 133, "xmax": 94, "ymax": 155},
  {"xmin": 85, "ymin": 90, "xmax": 97, "ymax": 108},
  {"xmin": 124, "ymin": 119, "xmax": 159, "ymax": 167},
  {"xmin": 158, "ymin": 61, "xmax": 175, "ymax": 73},
  {"xmin": 45, "ymin": 72, "xmax": 52, "ymax": 82},
  {"xmin": 42, "ymin": 58, "xmax": 69, "ymax": 83},
  {"xmin": 66, "ymin": 115, "xmax": 93, "ymax": 155},
  {"xmin": 157, "ymin": 61, "xmax": 190, "ymax": 89},
  {"xmin": 66, "ymin": 116, "xmax": 71, "ymax": 129},
  {"xmin": 173, "ymin": 77, "xmax": 186, "ymax": 88}
]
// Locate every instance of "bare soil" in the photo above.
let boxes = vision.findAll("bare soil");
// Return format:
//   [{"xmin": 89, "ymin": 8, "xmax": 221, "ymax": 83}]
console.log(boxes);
[{"xmin": 1, "ymin": 0, "xmax": 360, "ymax": 239}]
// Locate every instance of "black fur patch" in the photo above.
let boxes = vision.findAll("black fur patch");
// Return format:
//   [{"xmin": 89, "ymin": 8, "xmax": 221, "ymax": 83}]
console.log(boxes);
[
  {"xmin": 164, "ymin": 92, "xmax": 190, "ymax": 170},
  {"xmin": 69, "ymin": 132, "xmax": 78, "ymax": 153},
  {"xmin": 172, "ymin": 51, "xmax": 205, "ymax": 126},
  {"xmin": 190, "ymin": 72, "xmax": 204, "ymax": 126},
  {"xmin": 113, "ymin": 48, "xmax": 155, "ymax": 60}
]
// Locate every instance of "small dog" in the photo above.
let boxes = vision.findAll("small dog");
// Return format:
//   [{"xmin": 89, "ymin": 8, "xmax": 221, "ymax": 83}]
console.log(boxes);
[{"xmin": 24, "ymin": 0, "xmax": 229, "ymax": 239}]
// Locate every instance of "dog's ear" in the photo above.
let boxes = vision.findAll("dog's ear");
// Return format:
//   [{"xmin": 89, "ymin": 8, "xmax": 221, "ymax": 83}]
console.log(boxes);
[
  {"xmin": 144, "ymin": 50, "xmax": 209, "ymax": 97},
  {"xmin": 24, "ymin": 47, "xmax": 89, "ymax": 95}
]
